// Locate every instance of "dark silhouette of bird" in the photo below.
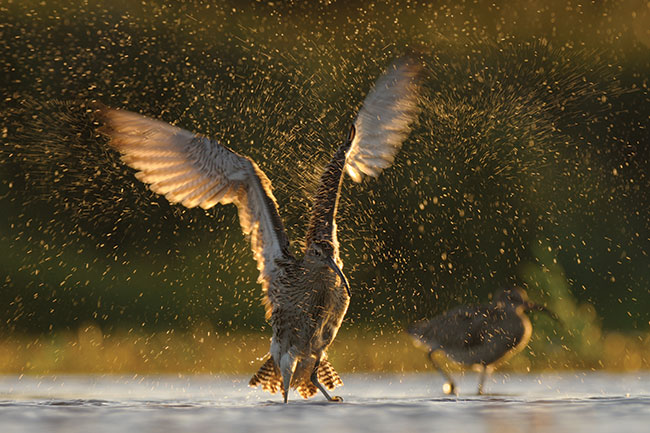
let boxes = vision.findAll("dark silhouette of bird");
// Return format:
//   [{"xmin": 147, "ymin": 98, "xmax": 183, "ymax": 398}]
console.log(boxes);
[{"xmin": 408, "ymin": 287, "xmax": 556, "ymax": 395}]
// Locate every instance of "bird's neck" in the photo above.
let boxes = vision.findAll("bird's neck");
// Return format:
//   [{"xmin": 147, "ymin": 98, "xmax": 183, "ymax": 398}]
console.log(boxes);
[
  {"xmin": 305, "ymin": 138, "xmax": 353, "ymax": 248},
  {"xmin": 301, "ymin": 259, "xmax": 341, "ymax": 288}
]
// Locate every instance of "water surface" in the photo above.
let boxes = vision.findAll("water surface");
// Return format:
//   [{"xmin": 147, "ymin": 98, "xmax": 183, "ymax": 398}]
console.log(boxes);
[{"xmin": 1, "ymin": 373, "xmax": 648, "ymax": 433}]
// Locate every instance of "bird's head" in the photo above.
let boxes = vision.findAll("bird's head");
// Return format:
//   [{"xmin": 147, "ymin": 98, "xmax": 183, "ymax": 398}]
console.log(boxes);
[
  {"xmin": 306, "ymin": 239, "xmax": 335, "ymax": 260},
  {"xmin": 495, "ymin": 287, "xmax": 558, "ymax": 321},
  {"xmin": 305, "ymin": 240, "xmax": 350, "ymax": 297},
  {"xmin": 495, "ymin": 287, "xmax": 529, "ymax": 307}
]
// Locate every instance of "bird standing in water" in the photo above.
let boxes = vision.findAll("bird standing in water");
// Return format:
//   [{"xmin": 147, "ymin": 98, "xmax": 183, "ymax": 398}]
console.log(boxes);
[
  {"xmin": 408, "ymin": 287, "xmax": 556, "ymax": 395},
  {"xmin": 97, "ymin": 57, "xmax": 421, "ymax": 403}
]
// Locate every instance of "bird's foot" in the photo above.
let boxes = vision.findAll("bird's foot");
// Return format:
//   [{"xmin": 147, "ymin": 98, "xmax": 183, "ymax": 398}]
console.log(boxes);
[
  {"xmin": 328, "ymin": 395, "xmax": 344, "ymax": 402},
  {"xmin": 443, "ymin": 382, "xmax": 457, "ymax": 395}
]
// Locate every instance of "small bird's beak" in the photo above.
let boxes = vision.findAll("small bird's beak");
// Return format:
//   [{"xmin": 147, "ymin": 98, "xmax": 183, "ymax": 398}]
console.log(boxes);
[
  {"xmin": 526, "ymin": 302, "xmax": 560, "ymax": 322},
  {"xmin": 326, "ymin": 256, "xmax": 351, "ymax": 297}
]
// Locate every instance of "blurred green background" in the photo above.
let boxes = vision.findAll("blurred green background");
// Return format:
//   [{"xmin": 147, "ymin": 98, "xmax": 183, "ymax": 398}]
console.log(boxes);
[{"xmin": 0, "ymin": 0, "xmax": 648, "ymax": 372}]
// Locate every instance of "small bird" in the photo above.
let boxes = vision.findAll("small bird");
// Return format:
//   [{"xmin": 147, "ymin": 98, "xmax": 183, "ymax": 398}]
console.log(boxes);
[
  {"xmin": 97, "ymin": 57, "xmax": 421, "ymax": 403},
  {"xmin": 408, "ymin": 287, "xmax": 555, "ymax": 395}
]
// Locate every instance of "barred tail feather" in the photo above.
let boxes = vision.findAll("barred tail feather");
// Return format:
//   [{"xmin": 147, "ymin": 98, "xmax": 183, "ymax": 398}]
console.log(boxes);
[
  {"xmin": 317, "ymin": 359, "xmax": 343, "ymax": 390},
  {"xmin": 296, "ymin": 381, "xmax": 318, "ymax": 399},
  {"xmin": 249, "ymin": 356, "xmax": 283, "ymax": 395},
  {"xmin": 295, "ymin": 360, "xmax": 342, "ymax": 399},
  {"xmin": 250, "ymin": 356, "xmax": 343, "ymax": 399}
]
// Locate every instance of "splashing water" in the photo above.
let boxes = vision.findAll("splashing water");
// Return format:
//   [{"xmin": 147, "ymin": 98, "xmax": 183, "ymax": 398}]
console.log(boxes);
[{"xmin": 0, "ymin": 1, "xmax": 647, "ymax": 365}]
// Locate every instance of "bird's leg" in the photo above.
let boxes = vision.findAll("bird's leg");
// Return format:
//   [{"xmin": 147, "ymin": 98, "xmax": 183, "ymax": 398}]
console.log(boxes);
[
  {"xmin": 311, "ymin": 357, "xmax": 343, "ymax": 403},
  {"xmin": 280, "ymin": 352, "xmax": 297, "ymax": 404},
  {"xmin": 282, "ymin": 380, "xmax": 292, "ymax": 403},
  {"xmin": 477, "ymin": 365, "xmax": 491, "ymax": 395},
  {"xmin": 427, "ymin": 351, "xmax": 457, "ymax": 395}
]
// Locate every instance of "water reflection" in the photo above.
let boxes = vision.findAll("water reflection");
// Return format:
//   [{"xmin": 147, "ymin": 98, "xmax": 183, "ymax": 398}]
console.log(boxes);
[{"xmin": 0, "ymin": 373, "xmax": 648, "ymax": 433}]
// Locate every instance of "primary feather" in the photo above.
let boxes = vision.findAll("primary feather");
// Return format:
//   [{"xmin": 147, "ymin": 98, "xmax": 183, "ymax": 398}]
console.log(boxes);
[
  {"xmin": 346, "ymin": 57, "xmax": 422, "ymax": 183},
  {"xmin": 97, "ymin": 108, "xmax": 292, "ymax": 294}
]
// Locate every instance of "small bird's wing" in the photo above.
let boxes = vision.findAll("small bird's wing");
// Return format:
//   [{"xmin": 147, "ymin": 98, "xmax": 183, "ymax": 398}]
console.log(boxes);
[
  {"xmin": 97, "ymin": 107, "xmax": 292, "ymax": 289},
  {"xmin": 408, "ymin": 305, "xmax": 474, "ymax": 350},
  {"xmin": 345, "ymin": 56, "xmax": 422, "ymax": 183},
  {"xmin": 432, "ymin": 306, "xmax": 479, "ymax": 349},
  {"xmin": 305, "ymin": 57, "xmax": 422, "ymax": 249},
  {"xmin": 462, "ymin": 306, "xmax": 517, "ymax": 350}
]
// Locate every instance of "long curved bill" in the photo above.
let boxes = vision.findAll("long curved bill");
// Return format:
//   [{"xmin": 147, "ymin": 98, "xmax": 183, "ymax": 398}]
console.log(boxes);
[
  {"xmin": 326, "ymin": 257, "xmax": 351, "ymax": 297},
  {"xmin": 526, "ymin": 302, "xmax": 560, "ymax": 322}
]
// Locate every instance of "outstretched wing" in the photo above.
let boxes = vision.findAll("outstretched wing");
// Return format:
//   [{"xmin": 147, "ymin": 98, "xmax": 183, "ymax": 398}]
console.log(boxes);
[
  {"xmin": 345, "ymin": 56, "xmax": 422, "ymax": 182},
  {"xmin": 305, "ymin": 57, "xmax": 422, "ymax": 250},
  {"xmin": 97, "ymin": 107, "xmax": 292, "ymax": 288}
]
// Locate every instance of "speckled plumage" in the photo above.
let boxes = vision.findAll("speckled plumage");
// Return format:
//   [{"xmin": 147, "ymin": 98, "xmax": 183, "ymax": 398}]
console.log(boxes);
[{"xmin": 98, "ymin": 56, "xmax": 421, "ymax": 402}]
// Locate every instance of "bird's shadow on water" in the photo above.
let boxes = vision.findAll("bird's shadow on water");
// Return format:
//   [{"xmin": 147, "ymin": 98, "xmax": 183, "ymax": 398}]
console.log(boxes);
[
  {"xmin": 258, "ymin": 395, "xmax": 468, "ymax": 408},
  {"xmin": 415, "ymin": 390, "xmax": 522, "ymax": 399},
  {"xmin": 255, "ymin": 388, "xmax": 528, "ymax": 407},
  {"xmin": 258, "ymin": 399, "xmax": 347, "ymax": 407}
]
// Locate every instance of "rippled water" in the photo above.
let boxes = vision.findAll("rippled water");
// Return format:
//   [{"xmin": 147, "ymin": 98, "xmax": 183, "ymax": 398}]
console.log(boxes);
[{"xmin": 1, "ymin": 373, "xmax": 649, "ymax": 433}]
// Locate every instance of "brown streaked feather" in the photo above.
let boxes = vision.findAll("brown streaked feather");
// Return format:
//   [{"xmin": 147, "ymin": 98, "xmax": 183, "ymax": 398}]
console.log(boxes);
[
  {"xmin": 305, "ymin": 133, "xmax": 353, "ymax": 248},
  {"xmin": 96, "ymin": 107, "xmax": 294, "ymax": 294}
]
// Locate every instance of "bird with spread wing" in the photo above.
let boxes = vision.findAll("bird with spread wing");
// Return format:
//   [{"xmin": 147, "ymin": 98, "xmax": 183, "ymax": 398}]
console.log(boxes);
[{"xmin": 97, "ymin": 57, "xmax": 421, "ymax": 403}]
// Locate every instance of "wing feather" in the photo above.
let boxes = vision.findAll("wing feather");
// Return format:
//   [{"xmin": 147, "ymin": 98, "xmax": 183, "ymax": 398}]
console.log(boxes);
[
  {"xmin": 305, "ymin": 57, "xmax": 422, "ymax": 248},
  {"xmin": 98, "ymin": 107, "xmax": 292, "ymax": 287},
  {"xmin": 346, "ymin": 56, "xmax": 422, "ymax": 182}
]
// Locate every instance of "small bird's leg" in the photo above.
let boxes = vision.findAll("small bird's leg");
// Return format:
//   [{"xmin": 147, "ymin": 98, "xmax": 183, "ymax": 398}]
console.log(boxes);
[
  {"xmin": 311, "ymin": 357, "xmax": 343, "ymax": 402},
  {"xmin": 427, "ymin": 351, "xmax": 457, "ymax": 395},
  {"xmin": 477, "ymin": 365, "xmax": 491, "ymax": 395}
]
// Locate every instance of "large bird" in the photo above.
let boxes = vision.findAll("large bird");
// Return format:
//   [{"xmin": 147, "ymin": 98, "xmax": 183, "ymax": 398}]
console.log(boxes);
[{"xmin": 97, "ymin": 57, "xmax": 421, "ymax": 403}]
